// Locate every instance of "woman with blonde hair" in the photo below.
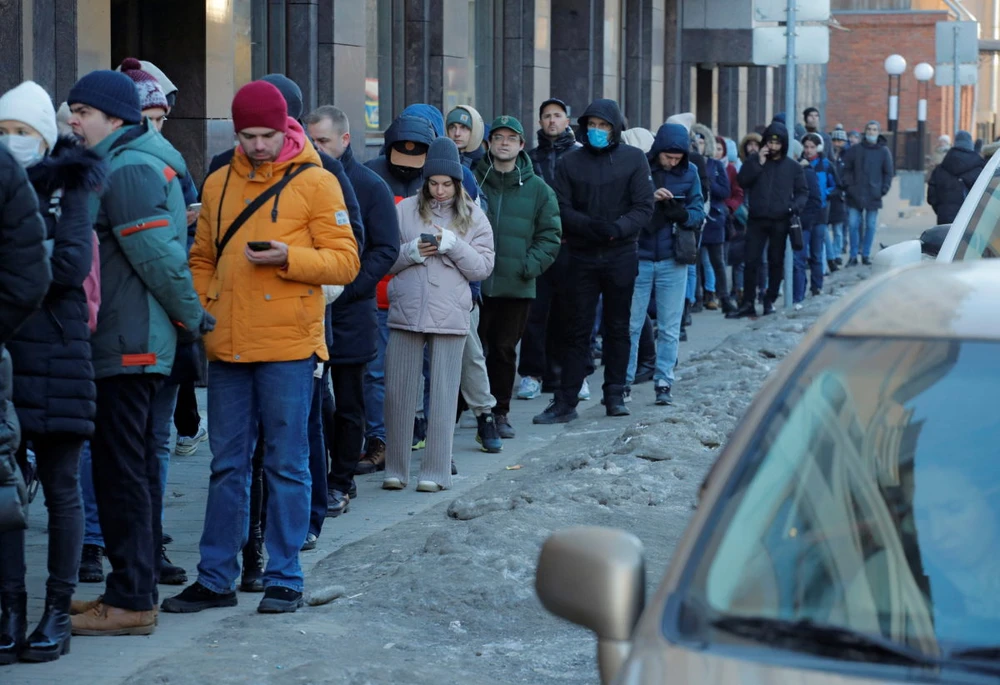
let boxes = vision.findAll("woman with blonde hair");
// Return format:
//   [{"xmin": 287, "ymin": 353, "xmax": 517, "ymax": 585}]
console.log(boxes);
[{"xmin": 383, "ymin": 137, "xmax": 494, "ymax": 492}]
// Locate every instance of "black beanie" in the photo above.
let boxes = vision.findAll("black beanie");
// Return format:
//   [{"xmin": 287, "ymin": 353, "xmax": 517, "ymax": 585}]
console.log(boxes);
[
  {"xmin": 68, "ymin": 70, "xmax": 142, "ymax": 124},
  {"xmin": 422, "ymin": 137, "xmax": 463, "ymax": 182}
]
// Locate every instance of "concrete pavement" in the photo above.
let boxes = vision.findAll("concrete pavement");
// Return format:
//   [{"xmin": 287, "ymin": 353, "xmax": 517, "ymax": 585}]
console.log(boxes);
[{"xmin": 7, "ymin": 207, "xmax": 926, "ymax": 684}]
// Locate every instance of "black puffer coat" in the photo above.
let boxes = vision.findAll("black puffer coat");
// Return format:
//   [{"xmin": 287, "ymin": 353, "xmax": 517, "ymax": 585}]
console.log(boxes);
[
  {"xmin": 927, "ymin": 146, "xmax": 985, "ymax": 225},
  {"xmin": 528, "ymin": 128, "xmax": 581, "ymax": 187},
  {"xmin": 8, "ymin": 137, "xmax": 105, "ymax": 437},
  {"xmin": 0, "ymin": 145, "xmax": 51, "ymax": 533}
]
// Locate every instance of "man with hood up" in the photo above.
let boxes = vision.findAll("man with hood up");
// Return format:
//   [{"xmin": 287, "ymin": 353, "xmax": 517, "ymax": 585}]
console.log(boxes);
[
  {"xmin": 626, "ymin": 122, "xmax": 704, "ymax": 407},
  {"xmin": 446, "ymin": 105, "xmax": 486, "ymax": 169},
  {"xmin": 727, "ymin": 121, "xmax": 808, "ymax": 319},
  {"xmin": 927, "ymin": 130, "xmax": 983, "ymax": 226},
  {"xmin": 533, "ymin": 98, "xmax": 654, "ymax": 424},
  {"xmin": 842, "ymin": 120, "xmax": 893, "ymax": 266}
]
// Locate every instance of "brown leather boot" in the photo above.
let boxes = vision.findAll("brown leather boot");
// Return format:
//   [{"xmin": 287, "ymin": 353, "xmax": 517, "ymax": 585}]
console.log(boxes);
[
  {"xmin": 72, "ymin": 596, "xmax": 159, "ymax": 623},
  {"xmin": 355, "ymin": 437, "xmax": 385, "ymax": 474},
  {"xmin": 70, "ymin": 601, "xmax": 155, "ymax": 636}
]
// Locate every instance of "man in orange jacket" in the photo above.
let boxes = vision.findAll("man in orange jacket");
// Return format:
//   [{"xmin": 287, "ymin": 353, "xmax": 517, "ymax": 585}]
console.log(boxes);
[{"xmin": 162, "ymin": 81, "xmax": 359, "ymax": 615}]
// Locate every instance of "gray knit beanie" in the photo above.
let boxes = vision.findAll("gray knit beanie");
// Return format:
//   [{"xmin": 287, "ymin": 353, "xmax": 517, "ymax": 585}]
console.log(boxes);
[{"xmin": 422, "ymin": 137, "xmax": 463, "ymax": 182}]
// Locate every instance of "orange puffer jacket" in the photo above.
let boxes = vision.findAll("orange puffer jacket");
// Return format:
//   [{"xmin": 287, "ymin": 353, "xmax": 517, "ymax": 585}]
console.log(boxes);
[{"xmin": 190, "ymin": 141, "xmax": 360, "ymax": 363}]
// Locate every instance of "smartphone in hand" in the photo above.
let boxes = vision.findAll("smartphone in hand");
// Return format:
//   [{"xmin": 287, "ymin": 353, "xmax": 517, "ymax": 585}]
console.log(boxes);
[
  {"xmin": 247, "ymin": 241, "xmax": 273, "ymax": 252},
  {"xmin": 419, "ymin": 233, "xmax": 439, "ymax": 247}
]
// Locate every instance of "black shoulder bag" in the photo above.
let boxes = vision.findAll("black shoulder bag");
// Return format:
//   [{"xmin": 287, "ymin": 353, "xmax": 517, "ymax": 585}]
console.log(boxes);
[
  {"xmin": 213, "ymin": 162, "xmax": 317, "ymax": 262},
  {"xmin": 789, "ymin": 211, "xmax": 804, "ymax": 252}
]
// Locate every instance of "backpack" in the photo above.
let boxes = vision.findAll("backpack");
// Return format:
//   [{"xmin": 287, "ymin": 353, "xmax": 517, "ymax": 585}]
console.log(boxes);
[{"xmin": 83, "ymin": 231, "xmax": 101, "ymax": 333}]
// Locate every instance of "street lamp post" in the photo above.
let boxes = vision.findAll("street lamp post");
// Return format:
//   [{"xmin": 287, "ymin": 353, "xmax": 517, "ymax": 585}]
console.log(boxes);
[
  {"xmin": 914, "ymin": 62, "xmax": 935, "ymax": 174},
  {"xmin": 884, "ymin": 54, "xmax": 907, "ymax": 167}
]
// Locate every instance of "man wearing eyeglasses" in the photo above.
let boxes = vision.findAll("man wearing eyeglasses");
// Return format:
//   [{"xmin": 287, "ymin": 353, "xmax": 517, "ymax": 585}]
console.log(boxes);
[{"xmin": 474, "ymin": 116, "xmax": 561, "ymax": 439}]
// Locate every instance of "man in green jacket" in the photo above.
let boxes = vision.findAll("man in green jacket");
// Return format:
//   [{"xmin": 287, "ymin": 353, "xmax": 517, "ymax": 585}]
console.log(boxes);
[
  {"xmin": 65, "ymin": 70, "xmax": 207, "ymax": 637},
  {"xmin": 474, "ymin": 116, "xmax": 561, "ymax": 438}
]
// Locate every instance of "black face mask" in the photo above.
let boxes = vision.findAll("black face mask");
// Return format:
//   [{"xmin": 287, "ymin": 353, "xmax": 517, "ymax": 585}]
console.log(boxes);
[{"xmin": 390, "ymin": 163, "xmax": 422, "ymax": 182}]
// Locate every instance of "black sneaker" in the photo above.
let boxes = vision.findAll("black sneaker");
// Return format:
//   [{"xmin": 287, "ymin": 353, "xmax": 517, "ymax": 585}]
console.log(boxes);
[
  {"xmin": 257, "ymin": 587, "xmax": 303, "ymax": 614},
  {"xmin": 161, "ymin": 582, "xmax": 238, "ymax": 613},
  {"xmin": 847, "ymin": 257, "xmax": 858, "ymax": 267},
  {"xmin": 532, "ymin": 401, "xmax": 578, "ymax": 425},
  {"xmin": 347, "ymin": 480, "xmax": 358, "ymax": 500},
  {"xmin": 158, "ymin": 547, "xmax": 188, "ymax": 585},
  {"xmin": 655, "ymin": 384, "xmax": 673, "ymax": 406},
  {"xmin": 605, "ymin": 395, "xmax": 630, "ymax": 417},
  {"xmin": 494, "ymin": 413, "xmax": 515, "ymax": 439},
  {"xmin": 726, "ymin": 302, "xmax": 757, "ymax": 319},
  {"xmin": 411, "ymin": 416, "xmax": 427, "ymax": 450},
  {"xmin": 762, "ymin": 300, "xmax": 776, "ymax": 316},
  {"xmin": 451, "ymin": 460, "xmax": 458, "ymax": 475},
  {"xmin": 301, "ymin": 533, "xmax": 318, "ymax": 551},
  {"xmin": 326, "ymin": 489, "xmax": 349, "ymax": 518},
  {"xmin": 78, "ymin": 544, "xmax": 104, "ymax": 583},
  {"xmin": 861, "ymin": 256, "xmax": 872, "ymax": 266},
  {"xmin": 475, "ymin": 414, "xmax": 503, "ymax": 453},
  {"xmin": 162, "ymin": 532, "xmax": 174, "ymax": 545}
]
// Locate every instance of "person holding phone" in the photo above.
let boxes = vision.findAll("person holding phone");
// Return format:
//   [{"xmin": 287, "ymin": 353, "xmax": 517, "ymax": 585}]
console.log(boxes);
[{"xmin": 382, "ymin": 137, "xmax": 494, "ymax": 492}]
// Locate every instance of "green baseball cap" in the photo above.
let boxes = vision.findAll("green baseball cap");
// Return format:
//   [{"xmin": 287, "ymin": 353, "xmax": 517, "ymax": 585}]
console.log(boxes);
[{"xmin": 489, "ymin": 115, "xmax": 524, "ymax": 139}]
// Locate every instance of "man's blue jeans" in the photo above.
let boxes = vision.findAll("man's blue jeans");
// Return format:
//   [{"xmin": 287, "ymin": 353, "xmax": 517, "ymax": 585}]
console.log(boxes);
[
  {"xmin": 848, "ymin": 207, "xmax": 879, "ymax": 259},
  {"xmin": 685, "ymin": 264, "xmax": 697, "ymax": 303},
  {"xmin": 699, "ymin": 245, "xmax": 716, "ymax": 294},
  {"xmin": 824, "ymin": 222, "xmax": 844, "ymax": 262},
  {"xmin": 197, "ymin": 358, "xmax": 314, "ymax": 593},
  {"xmin": 80, "ymin": 382, "xmax": 179, "ymax": 548},
  {"xmin": 626, "ymin": 259, "xmax": 687, "ymax": 388},
  {"xmin": 363, "ymin": 308, "xmax": 390, "ymax": 442},
  {"xmin": 793, "ymin": 226, "xmax": 826, "ymax": 302}
]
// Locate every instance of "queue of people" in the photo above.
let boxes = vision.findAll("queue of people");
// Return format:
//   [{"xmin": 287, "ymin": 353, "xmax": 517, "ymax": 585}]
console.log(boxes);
[{"xmin": 0, "ymin": 62, "xmax": 893, "ymax": 665}]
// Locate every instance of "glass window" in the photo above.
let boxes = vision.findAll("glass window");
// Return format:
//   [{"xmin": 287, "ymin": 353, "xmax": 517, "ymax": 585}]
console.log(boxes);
[
  {"xmin": 954, "ymin": 165, "xmax": 1000, "ymax": 260},
  {"xmin": 677, "ymin": 336, "xmax": 1000, "ymax": 663}
]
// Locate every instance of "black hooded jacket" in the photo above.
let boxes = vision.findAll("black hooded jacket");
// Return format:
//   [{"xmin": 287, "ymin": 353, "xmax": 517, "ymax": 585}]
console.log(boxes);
[
  {"xmin": 927, "ymin": 146, "xmax": 985, "ymax": 225},
  {"xmin": 8, "ymin": 138, "xmax": 104, "ymax": 437},
  {"xmin": 737, "ymin": 122, "xmax": 808, "ymax": 221},
  {"xmin": 364, "ymin": 115, "xmax": 438, "ymax": 200},
  {"xmin": 528, "ymin": 128, "xmax": 581, "ymax": 187},
  {"xmin": 553, "ymin": 99, "xmax": 655, "ymax": 251}
]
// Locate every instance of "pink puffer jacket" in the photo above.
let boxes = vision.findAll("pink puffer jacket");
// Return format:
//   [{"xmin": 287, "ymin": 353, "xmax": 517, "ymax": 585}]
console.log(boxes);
[{"xmin": 388, "ymin": 196, "xmax": 494, "ymax": 335}]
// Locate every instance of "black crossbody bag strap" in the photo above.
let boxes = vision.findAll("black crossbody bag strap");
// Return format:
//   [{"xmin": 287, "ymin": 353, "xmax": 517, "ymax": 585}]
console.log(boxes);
[{"xmin": 214, "ymin": 162, "xmax": 317, "ymax": 262}]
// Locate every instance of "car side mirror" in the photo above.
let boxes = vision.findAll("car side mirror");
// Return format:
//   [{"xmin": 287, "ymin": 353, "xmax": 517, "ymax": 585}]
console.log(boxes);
[
  {"xmin": 872, "ymin": 239, "xmax": 922, "ymax": 276},
  {"xmin": 536, "ymin": 527, "xmax": 645, "ymax": 685}
]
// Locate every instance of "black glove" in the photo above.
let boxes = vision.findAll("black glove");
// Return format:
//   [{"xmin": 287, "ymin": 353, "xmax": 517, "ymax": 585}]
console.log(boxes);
[
  {"xmin": 587, "ymin": 219, "xmax": 617, "ymax": 241},
  {"xmin": 662, "ymin": 199, "xmax": 688, "ymax": 224},
  {"xmin": 200, "ymin": 310, "xmax": 217, "ymax": 334}
]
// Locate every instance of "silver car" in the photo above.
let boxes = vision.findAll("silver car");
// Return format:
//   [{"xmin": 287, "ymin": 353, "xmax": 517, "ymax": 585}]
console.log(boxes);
[{"xmin": 537, "ymin": 261, "xmax": 1000, "ymax": 684}]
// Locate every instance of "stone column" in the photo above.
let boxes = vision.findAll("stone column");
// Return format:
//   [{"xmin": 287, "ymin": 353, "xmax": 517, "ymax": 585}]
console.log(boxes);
[
  {"xmin": 500, "ymin": 0, "xmax": 551, "ymax": 134},
  {"xmin": 286, "ymin": 0, "xmax": 318, "ymax": 114},
  {"xmin": 551, "ymin": 0, "xmax": 603, "ymax": 118},
  {"xmin": 317, "ymin": 0, "xmax": 366, "ymax": 139}
]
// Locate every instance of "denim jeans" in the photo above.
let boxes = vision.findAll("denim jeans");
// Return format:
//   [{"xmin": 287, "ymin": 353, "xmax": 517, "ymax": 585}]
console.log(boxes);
[
  {"xmin": 197, "ymin": 358, "xmax": 314, "ymax": 594},
  {"xmin": 307, "ymin": 374, "xmax": 327, "ymax": 539},
  {"xmin": 848, "ymin": 207, "xmax": 879, "ymax": 259},
  {"xmin": 80, "ymin": 382, "xmax": 178, "ymax": 548},
  {"xmin": 627, "ymin": 259, "xmax": 687, "ymax": 388},
  {"xmin": 823, "ymin": 222, "xmax": 842, "ymax": 263},
  {"xmin": 793, "ymin": 226, "xmax": 826, "ymax": 302},
  {"xmin": 363, "ymin": 308, "xmax": 390, "ymax": 442},
  {"xmin": 699, "ymin": 245, "xmax": 716, "ymax": 294},
  {"xmin": 685, "ymin": 264, "xmax": 697, "ymax": 303}
]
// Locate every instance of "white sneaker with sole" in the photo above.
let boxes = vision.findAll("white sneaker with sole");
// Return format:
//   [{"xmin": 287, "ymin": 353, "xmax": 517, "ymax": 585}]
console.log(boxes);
[
  {"xmin": 578, "ymin": 379, "xmax": 591, "ymax": 401},
  {"xmin": 174, "ymin": 424, "xmax": 208, "ymax": 456},
  {"xmin": 516, "ymin": 377, "xmax": 542, "ymax": 400}
]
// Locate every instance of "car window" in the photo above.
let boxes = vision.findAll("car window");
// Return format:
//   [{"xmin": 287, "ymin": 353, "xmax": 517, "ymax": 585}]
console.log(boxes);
[
  {"xmin": 680, "ymin": 337, "xmax": 1000, "ymax": 658},
  {"xmin": 955, "ymin": 168, "xmax": 1000, "ymax": 260}
]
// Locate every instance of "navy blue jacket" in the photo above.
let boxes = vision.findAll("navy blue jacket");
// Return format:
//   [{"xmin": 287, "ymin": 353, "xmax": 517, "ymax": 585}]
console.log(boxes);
[
  {"xmin": 9, "ymin": 138, "xmax": 103, "ymax": 436},
  {"xmin": 554, "ymin": 99, "xmax": 655, "ymax": 252},
  {"xmin": 702, "ymin": 157, "xmax": 731, "ymax": 245},
  {"xmin": 639, "ymin": 123, "xmax": 705, "ymax": 262},
  {"xmin": 843, "ymin": 136, "xmax": 894, "ymax": 211},
  {"xmin": 801, "ymin": 163, "xmax": 823, "ymax": 230},
  {"xmin": 325, "ymin": 144, "xmax": 399, "ymax": 365}
]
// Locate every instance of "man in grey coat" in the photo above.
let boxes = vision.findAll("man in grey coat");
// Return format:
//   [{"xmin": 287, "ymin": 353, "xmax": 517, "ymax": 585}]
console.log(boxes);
[{"xmin": 842, "ymin": 120, "xmax": 893, "ymax": 266}]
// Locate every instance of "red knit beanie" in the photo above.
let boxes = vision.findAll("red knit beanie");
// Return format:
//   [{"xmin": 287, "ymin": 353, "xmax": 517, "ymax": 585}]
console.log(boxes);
[{"xmin": 231, "ymin": 81, "xmax": 287, "ymax": 133}]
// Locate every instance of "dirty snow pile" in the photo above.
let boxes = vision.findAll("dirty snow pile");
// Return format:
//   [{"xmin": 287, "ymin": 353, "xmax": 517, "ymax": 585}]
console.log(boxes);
[{"xmin": 130, "ymin": 272, "xmax": 867, "ymax": 685}]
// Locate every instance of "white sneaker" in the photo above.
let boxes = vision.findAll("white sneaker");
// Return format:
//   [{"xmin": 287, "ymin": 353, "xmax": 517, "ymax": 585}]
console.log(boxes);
[
  {"xmin": 623, "ymin": 387, "xmax": 632, "ymax": 403},
  {"xmin": 516, "ymin": 376, "xmax": 542, "ymax": 400},
  {"xmin": 174, "ymin": 424, "xmax": 208, "ymax": 456},
  {"xmin": 793, "ymin": 303, "xmax": 804, "ymax": 311},
  {"xmin": 578, "ymin": 379, "xmax": 591, "ymax": 401}
]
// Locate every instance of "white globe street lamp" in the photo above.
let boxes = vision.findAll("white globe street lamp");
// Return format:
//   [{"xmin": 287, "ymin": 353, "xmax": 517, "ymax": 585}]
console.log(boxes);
[
  {"xmin": 884, "ymin": 54, "xmax": 907, "ymax": 164},
  {"xmin": 914, "ymin": 62, "xmax": 935, "ymax": 171}
]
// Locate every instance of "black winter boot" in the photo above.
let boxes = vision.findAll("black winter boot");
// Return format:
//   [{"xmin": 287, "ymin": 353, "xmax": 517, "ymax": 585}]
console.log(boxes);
[
  {"xmin": 240, "ymin": 533, "xmax": 264, "ymax": 593},
  {"xmin": 19, "ymin": 594, "xmax": 71, "ymax": 662},
  {"xmin": 0, "ymin": 592, "xmax": 27, "ymax": 665},
  {"xmin": 682, "ymin": 300, "xmax": 693, "ymax": 327}
]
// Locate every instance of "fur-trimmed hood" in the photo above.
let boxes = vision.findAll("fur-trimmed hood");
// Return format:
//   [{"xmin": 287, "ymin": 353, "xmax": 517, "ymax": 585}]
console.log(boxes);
[
  {"xmin": 738, "ymin": 132, "xmax": 762, "ymax": 162},
  {"xmin": 27, "ymin": 135, "xmax": 107, "ymax": 196},
  {"xmin": 691, "ymin": 123, "xmax": 715, "ymax": 153}
]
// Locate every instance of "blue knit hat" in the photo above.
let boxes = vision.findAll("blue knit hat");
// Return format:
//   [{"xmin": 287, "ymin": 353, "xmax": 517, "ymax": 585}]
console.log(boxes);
[
  {"xmin": 68, "ymin": 70, "xmax": 141, "ymax": 124},
  {"xmin": 422, "ymin": 137, "xmax": 463, "ymax": 182}
]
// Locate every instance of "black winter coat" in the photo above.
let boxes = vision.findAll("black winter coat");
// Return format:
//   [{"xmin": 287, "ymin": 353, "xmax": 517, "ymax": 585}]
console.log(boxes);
[
  {"xmin": 528, "ymin": 128, "xmax": 581, "ymax": 187},
  {"xmin": 737, "ymin": 122, "xmax": 808, "ymax": 222},
  {"xmin": 827, "ymin": 150, "xmax": 849, "ymax": 225},
  {"xmin": 0, "ymin": 145, "xmax": 51, "ymax": 533},
  {"xmin": 8, "ymin": 138, "xmax": 104, "ymax": 437},
  {"xmin": 927, "ymin": 147, "xmax": 985, "ymax": 225},
  {"xmin": 843, "ymin": 137, "xmax": 894, "ymax": 211},
  {"xmin": 554, "ymin": 98, "xmax": 655, "ymax": 252},
  {"xmin": 324, "ymin": 144, "xmax": 399, "ymax": 365}
]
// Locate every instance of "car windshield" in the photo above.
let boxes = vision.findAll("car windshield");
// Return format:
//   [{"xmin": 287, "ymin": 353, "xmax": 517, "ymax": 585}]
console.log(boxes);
[
  {"xmin": 954, "ymin": 166, "xmax": 1000, "ymax": 260},
  {"xmin": 682, "ymin": 336, "xmax": 1000, "ymax": 659}
]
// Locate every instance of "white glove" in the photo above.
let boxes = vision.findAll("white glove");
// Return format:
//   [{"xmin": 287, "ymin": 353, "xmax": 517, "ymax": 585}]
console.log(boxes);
[
  {"xmin": 406, "ymin": 238, "xmax": 426, "ymax": 263},
  {"xmin": 322, "ymin": 285, "xmax": 345, "ymax": 304},
  {"xmin": 313, "ymin": 362, "xmax": 324, "ymax": 378},
  {"xmin": 438, "ymin": 228, "xmax": 458, "ymax": 254}
]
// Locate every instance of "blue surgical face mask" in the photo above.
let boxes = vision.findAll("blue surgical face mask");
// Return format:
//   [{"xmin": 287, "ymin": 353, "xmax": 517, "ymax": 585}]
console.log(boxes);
[
  {"xmin": 0, "ymin": 134, "xmax": 44, "ymax": 168},
  {"xmin": 587, "ymin": 128, "xmax": 610, "ymax": 149},
  {"xmin": 865, "ymin": 133, "xmax": 878, "ymax": 144}
]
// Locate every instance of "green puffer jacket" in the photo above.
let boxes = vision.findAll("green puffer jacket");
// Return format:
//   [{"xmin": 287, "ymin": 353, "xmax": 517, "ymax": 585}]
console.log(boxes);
[
  {"xmin": 474, "ymin": 150, "xmax": 561, "ymax": 299},
  {"xmin": 89, "ymin": 120, "xmax": 203, "ymax": 379}
]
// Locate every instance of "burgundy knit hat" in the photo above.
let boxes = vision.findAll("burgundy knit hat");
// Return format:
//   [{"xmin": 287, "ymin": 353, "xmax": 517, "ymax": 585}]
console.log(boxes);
[
  {"xmin": 119, "ymin": 57, "xmax": 169, "ymax": 112},
  {"xmin": 231, "ymin": 81, "xmax": 288, "ymax": 133}
]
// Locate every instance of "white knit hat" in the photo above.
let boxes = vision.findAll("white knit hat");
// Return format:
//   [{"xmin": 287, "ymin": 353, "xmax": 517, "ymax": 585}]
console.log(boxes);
[{"xmin": 0, "ymin": 81, "xmax": 58, "ymax": 150}]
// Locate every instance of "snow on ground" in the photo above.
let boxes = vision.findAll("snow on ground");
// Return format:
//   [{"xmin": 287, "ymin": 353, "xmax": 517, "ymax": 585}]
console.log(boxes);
[{"xmin": 130, "ymin": 270, "xmax": 869, "ymax": 685}]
